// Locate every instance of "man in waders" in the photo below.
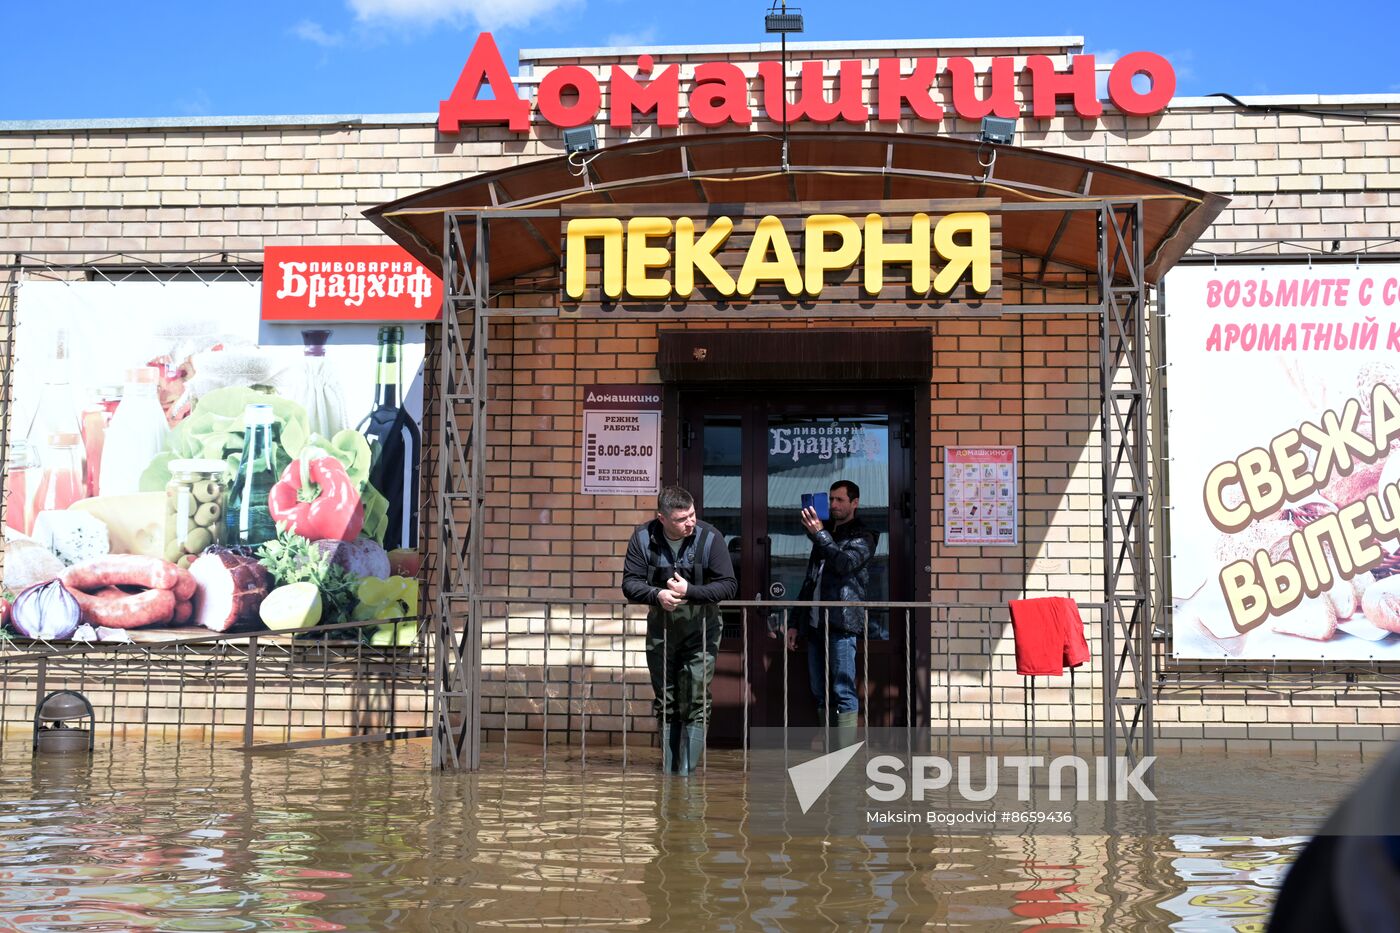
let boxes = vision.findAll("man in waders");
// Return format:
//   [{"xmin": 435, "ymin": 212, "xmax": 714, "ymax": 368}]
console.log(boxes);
[{"xmin": 622, "ymin": 485, "xmax": 737, "ymax": 774}]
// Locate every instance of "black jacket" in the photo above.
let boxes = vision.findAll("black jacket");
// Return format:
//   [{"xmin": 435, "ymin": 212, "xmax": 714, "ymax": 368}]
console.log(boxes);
[
  {"xmin": 621, "ymin": 519, "xmax": 738, "ymax": 621},
  {"xmin": 791, "ymin": 516, "xmax": 877, "ymax": 636}
]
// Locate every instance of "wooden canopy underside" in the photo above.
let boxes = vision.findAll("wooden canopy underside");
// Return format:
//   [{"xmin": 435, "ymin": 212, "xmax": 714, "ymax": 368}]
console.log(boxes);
[{"xmin": 365, "ymin": 131, "xmax": 1228, "ymax": 304}]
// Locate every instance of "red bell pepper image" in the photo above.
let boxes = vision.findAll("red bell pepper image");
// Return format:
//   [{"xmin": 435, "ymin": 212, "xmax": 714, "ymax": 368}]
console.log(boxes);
[{"xmin": 268, "ymin": 453, "xmax": 365, "ymax": 542}]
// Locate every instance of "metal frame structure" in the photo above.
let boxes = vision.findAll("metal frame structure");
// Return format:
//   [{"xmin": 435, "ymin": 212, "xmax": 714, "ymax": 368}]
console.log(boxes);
[
  {"xmin": 429, "ymin": 199, "xmax": 1156, "ymax": 772},
  {"xmin": 1098, "ymin": 203, "xmax": 1153, "ymax": 777},
  {"xmin": 0, "ymin": 617, "xmax": 431, "ymax": 752},
  {"xmin": 14, "ymin": 230, "xmax": 1400, "ymax": 768}
]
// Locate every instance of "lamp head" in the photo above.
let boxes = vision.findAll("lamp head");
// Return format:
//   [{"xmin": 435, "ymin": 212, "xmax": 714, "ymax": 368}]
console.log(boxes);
[
  {"xmin": 978, "ymin": 116, "xmax": 1017, "ymax": 146},
  {"xmin": 563, "ymin": 126, "xmax": 598, "ymax": 156}
]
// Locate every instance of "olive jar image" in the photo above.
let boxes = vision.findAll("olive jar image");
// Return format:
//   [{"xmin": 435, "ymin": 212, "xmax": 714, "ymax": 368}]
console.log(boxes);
[{"xmin": 165, "ymin": 459, "xmax": 227, "ymax": 568}]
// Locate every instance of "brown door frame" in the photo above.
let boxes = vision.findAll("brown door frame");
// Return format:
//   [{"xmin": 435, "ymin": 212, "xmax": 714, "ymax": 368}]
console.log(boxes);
[{"xmin": 666, "ymin": 384, "xmax": 932, "ymax": 737}]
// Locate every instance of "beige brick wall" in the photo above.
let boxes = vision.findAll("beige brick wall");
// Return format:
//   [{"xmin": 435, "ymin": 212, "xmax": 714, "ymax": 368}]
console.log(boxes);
[{"xmin": 3, "ymin": 39, "xmax": 1400, "ymax": 749}]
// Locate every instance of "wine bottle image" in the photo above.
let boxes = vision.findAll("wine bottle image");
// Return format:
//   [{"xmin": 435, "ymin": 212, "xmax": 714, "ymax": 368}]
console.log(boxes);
[
  {"xmin": 360, "ymin": 325, "xmax": 421, "ymax": 550},
  {"xmin": 225, "ymin": 403, "xmax": 280, "ymax": 547}
]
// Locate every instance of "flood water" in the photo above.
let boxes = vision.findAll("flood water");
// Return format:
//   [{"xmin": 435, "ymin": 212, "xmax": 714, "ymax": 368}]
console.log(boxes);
[{"xmin": 0, "ymin": 738, "xmax": 1373, "ymax": 931}]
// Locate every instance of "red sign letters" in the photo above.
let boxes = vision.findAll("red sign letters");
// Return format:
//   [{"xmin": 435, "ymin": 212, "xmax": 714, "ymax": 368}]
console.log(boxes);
[{"xmin": 439, "ymin": 32, "xmax": 1175, "ymax": 134}]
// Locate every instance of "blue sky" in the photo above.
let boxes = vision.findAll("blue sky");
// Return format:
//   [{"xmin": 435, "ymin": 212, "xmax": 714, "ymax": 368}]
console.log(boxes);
[{"xmin": 2, "ymin": 0, "xmax": 1397, "ymax": 121}]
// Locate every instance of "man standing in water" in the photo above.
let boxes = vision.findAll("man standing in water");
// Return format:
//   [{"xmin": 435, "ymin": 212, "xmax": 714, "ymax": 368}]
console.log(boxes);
[
  {"xmin": 787, "ymin": 480, "xmax": 877, "ymax": 746},
  {"xmin": 622, "ymin": 485, "xmax": 737, "ymax": 774}
]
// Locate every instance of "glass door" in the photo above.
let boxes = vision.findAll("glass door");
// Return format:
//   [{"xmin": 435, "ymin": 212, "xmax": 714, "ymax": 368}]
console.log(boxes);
[
  {"xmin": 764, "ymin": 413, "xmax": 891, "ymax": 631},
  {"xmin": 681, "ymin": 389, "xmax": 915, "ymax": 744}
]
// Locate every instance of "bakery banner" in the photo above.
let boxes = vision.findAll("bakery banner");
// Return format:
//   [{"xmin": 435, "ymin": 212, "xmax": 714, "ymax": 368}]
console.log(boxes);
[
  {"xmin": 1167, "ymin": 264, "xmax": 1400, "ymax": 659},
  {"xmin": 3, "ymin": 281, "xmax": 425, "ymax": 645}
]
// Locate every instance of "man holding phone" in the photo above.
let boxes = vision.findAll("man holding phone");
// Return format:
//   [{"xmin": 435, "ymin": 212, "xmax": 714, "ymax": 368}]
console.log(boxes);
[
  {"xmin": 622, "ymin": 485, "xmax": 737, "ymax": 774},
  {"xmin": 787, "ymin": 480, "xmax": 877, "ymax": 745}
]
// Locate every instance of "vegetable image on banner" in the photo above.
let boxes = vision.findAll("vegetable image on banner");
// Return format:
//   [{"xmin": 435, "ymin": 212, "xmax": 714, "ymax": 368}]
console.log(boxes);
[
  {"xmin": 2, "ymin": 282, "xmax": 424, "ymax": 644},
  {"xmin": 1166, "ymin": 264, "xmax": 1400, "ymax": 660}
]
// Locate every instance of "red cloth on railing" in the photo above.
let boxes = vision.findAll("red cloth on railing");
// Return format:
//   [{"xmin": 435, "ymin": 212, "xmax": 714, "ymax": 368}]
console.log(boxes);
[{"xmin": 1007, "ymin": 597, "xmax": 1090, "ymax": 676}]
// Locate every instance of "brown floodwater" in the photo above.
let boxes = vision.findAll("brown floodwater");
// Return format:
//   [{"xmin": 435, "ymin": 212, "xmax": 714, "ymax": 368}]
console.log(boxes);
[{"xmin": 0, "ymin": 738, "xmax": 1373, "ymax": 931}]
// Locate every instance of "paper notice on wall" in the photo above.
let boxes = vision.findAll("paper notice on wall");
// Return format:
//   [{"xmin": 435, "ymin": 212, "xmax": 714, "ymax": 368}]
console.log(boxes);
[
  {"xmin": 944, "ymin": 446, "xmax": 1017, "ymax": 546},
  {"xmin": 581, "ymin": 385, "xmax": 662, "ymax": 495}
]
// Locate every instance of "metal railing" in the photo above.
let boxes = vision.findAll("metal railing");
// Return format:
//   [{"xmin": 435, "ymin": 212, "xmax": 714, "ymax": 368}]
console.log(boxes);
[
  {"xmin": 470, "ymin": 598, "xmax": 1111, "ymax": 771},
  {"xmin": 2, "ymin": 598, "xmax": 1114, "ymax": 770},
  {"xmin": 0, "ymin": 617, "xmax": 432, "ymax": 753}
]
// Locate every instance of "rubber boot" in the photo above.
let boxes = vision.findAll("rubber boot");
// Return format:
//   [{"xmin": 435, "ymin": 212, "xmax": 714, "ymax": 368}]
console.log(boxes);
[
  {"xmin": 677, "ymin": 723, "xmax": 706, "ymax": 776},
  {"xmin": 834, "ymin": 711, "xmax": 859, "ymax": 750},
  {"xmin": 661, "ymin": 720, "xmax": 684, "ymax": 773}
]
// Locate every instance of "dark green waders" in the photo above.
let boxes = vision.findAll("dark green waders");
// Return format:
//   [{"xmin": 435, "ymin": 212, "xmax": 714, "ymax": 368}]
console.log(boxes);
[{"xmin": 646, "ymin": 610, "xmax": 723, "ymax": 775}]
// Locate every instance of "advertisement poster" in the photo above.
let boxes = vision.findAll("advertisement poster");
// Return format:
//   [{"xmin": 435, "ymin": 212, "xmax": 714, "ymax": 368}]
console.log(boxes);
[
  {"xmin": 1167, "ymin": 264, "xmax": 1400, "ymax": 659},
  {"xmin": 261, "ymin": 244, "xmax": 441, "ymax": 323},
  {"xmin": 581, "ymin": 385, "xmax": 661, "ymax": 495},
  {"xmin": 2, "ymin": 281, "xmax": 424, "ymax": 644},
  {"xmin": 944, "ymin": 447, "xmax": 1017, "ymax": 546}
]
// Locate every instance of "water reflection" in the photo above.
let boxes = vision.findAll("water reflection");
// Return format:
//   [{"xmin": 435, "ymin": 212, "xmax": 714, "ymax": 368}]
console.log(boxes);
[{"xmin": 0, "ymin": 741, "xmax": 1363, "ymax": 931}]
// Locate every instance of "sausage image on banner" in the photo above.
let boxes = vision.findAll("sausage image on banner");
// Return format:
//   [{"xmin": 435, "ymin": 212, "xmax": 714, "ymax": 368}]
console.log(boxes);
[{"xmin": 59, "ymin": 554, "xmax": 192, "ymax": 630}]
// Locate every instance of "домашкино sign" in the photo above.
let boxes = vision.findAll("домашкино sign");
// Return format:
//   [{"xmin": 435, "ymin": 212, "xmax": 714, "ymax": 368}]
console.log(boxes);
[{"xmin": 438, "ymin": 33, "xmax": 1175, "ymax": 133}]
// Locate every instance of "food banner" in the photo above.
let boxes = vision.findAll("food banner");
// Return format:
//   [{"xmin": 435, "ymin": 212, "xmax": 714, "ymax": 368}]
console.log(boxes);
[
  {"xmin": 1167, "ymin": 264, "xmax": 1400, "ymax": 659},
  {"xmin": 2, "ymin": 281, "xmax": 424, "ymax": 644}
]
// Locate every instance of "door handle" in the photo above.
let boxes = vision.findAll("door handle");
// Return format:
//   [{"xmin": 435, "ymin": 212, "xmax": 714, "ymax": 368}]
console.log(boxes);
[{"xmin": 755, "ymin": 535, "xmax": 770, "ymax": 600}]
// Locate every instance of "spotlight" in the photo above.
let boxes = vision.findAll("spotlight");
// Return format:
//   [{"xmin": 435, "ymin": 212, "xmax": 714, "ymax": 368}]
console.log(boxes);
[
  {"xmin": 979, "ymin": 116, "xmax": 1017, "ymax": 146},
  {"xmin": 765, "ymin": 8, "xmax": 804, "ymax": 33},
  {"xmin": 563, "ymin": 126, "xmax": 598, "ymax": 156}
]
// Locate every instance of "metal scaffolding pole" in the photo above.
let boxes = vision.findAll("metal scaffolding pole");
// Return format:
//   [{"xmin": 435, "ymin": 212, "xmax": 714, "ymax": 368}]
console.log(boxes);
[
  {"xmin": 433, "ymin": 212, "xmax": 486, "ymax": 770},
  {"xmin": 1098, "ymin": 201, "xmax": 1154, "ymax": 782}
]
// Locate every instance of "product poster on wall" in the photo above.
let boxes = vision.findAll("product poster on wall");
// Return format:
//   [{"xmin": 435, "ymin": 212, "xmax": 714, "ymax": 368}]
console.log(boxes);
[
  {"xmin": 1167, "ymin": 264, "xmax": 1400, "ymax": 660},
  {"xmin": 3, "ymin": 281, "xmax": 424, "ymax": 644},
  {"xmin": 944, "ymin": 446, "xmax": 1017, "ymax": 546}
]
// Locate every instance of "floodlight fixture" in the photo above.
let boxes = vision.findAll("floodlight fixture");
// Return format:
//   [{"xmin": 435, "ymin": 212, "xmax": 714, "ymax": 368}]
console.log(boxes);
[
  {"xmin": 979, "ymin": 116, "xmax": 1017, "ymax": 146},
  {"xmin": 765, "ymin": 8, "xmax": 804, "ymax": 33},
  {"xmin": 563, "ymin": 126, "xmax": 599, "ymax": 155}
]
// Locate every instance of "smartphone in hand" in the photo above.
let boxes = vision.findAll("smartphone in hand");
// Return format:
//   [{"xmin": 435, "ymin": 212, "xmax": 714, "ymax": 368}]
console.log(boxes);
[{"xmin": 802, "ymin": 492, "xmax": 830, "ymax": 520}]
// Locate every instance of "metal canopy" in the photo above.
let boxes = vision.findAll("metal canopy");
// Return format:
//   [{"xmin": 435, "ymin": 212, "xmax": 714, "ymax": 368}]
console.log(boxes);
[{"xmin": 364, "ymin": 131, "xmax": 1227, "ymax": 294}]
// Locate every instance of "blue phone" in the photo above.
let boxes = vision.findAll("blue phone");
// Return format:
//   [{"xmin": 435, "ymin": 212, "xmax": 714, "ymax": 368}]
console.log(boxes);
[{"xmin": 802, "ymin": 492, "xmax": 830, "ymax": 521}]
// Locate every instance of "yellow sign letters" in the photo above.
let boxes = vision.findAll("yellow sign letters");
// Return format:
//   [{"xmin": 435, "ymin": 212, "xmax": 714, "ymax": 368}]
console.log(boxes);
[{"xmin": 564, "ymin": 211, "xmax": 992, "ymax": 301}]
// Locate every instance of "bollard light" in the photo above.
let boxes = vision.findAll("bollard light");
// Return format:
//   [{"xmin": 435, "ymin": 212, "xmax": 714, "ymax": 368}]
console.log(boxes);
[{"xmin": 33, "ymin": 690, "xmax": 95, "ymax": 755}]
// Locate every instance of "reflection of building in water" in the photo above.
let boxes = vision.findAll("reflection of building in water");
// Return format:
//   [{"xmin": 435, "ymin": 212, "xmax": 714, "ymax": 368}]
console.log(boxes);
[{"xmin": 3, "ymin": 737, "xmax": 1333, "ymax": 929}]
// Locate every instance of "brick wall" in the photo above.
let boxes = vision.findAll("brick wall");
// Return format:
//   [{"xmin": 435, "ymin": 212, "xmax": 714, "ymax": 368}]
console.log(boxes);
[{"xmin": 3, "ymin": 38, "xmax": 1400, "ymax": 752}]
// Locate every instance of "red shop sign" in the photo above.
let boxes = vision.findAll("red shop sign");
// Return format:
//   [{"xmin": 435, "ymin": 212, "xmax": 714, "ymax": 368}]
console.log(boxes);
[
  {"xmin": 438, "ymin": 32, "xmax": 1176, "ymax": 134},
  {"xmin": 261, "ymin": 245, "xmax": 441, "ymax": 323}
]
